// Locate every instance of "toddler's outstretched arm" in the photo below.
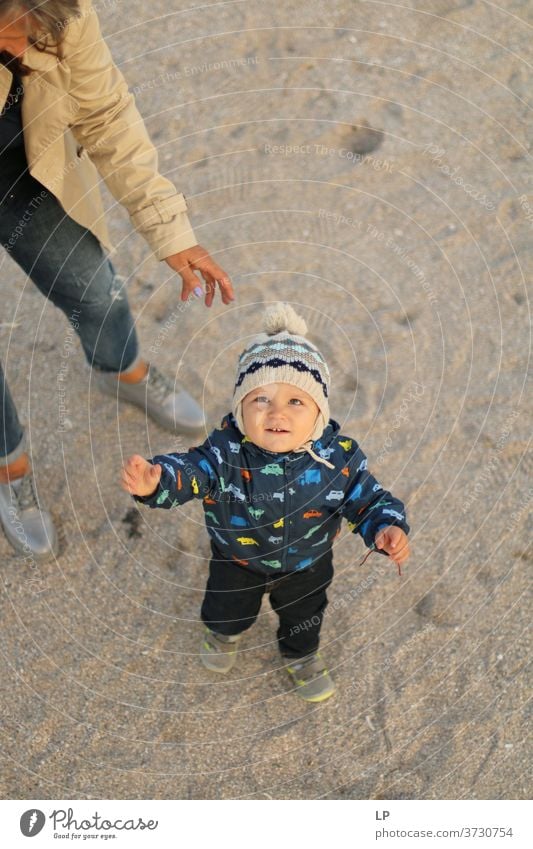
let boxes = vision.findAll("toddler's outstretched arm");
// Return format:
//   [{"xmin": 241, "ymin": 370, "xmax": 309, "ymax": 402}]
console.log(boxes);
[
  {"xmin": 121, "ymin": 454, "xmax": 162, "ymax": 498},
  {"xmin": 340, "ymin": 440, "xmax": 410, "ymax": 554},
  {"xmin": 121, "ymin": 443, "xmax": 218, "ymax": 509}
]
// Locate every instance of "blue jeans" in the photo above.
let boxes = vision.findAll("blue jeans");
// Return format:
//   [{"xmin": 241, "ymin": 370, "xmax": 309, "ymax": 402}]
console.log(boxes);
[{"xmin": 0, "ymin": 172, "xmax": 140, "ymax": 461}]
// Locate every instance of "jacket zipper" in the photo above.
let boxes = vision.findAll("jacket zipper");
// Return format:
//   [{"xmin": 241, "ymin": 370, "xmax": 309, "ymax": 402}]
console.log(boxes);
[{"xmin": 282, "ymin": 457, "xmax": 290, "ymax": 569}]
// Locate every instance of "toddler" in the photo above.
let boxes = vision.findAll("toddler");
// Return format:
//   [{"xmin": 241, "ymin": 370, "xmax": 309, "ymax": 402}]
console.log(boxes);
[{"xmin": 122, "ymin": 302, "xmax": 410, "ymax": 702}]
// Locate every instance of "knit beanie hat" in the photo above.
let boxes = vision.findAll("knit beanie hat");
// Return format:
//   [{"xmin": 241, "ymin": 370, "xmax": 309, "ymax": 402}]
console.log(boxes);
[{"xmin": 232, "ymin": 303, "xmax": 332, "ymax": 459}]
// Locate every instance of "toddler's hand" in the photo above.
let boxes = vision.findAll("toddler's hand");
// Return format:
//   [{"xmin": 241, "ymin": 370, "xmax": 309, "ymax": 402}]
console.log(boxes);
[
  {"xmin": 121, "ymin": 454, "xmax": 162, "ymax": 497},
  {"xmin": 375, "ymin": 526, "xmax": 410, "ymax": 567}
]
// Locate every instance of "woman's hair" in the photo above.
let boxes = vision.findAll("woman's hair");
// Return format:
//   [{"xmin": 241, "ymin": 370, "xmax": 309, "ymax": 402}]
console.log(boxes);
[{"xmin": 0, "ymin": 0, "xmax": 81, "ymax": 75}]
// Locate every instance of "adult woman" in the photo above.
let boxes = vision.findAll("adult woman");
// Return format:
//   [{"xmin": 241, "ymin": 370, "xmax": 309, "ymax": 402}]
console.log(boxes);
[{"xmin": 0, "ymin": 0, "xmax": 234, "ymax": 558}]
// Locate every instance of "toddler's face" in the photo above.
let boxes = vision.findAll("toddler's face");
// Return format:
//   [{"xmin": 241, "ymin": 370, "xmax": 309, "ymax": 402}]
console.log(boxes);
[{"xmin": 242, "ymin": 383, "xmax": 320, "ymax": 452}]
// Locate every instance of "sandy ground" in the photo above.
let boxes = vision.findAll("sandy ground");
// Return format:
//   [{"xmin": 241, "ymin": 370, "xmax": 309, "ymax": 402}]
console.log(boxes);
[{"xmin": 0, "ymin": 0, "xmax": 531, "ymax": 800}]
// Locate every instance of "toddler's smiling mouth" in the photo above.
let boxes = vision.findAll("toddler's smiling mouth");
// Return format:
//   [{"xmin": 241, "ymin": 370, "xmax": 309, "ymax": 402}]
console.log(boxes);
[{"xmin": 266, "ymin": 427, "xmax": 289, "ymax": 433}]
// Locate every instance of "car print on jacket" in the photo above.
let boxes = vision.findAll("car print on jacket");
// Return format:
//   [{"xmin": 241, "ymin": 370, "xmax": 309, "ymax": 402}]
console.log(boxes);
[
  {"xmin": 230, "ymin": 515, "xmax": 249, "ymax": 527},
  {"xmin": 236, "ymin": 536, "xmax": 259, "ymax": 546},
  {"xmin": 297, "ymin": 468, "xmax": 322, "ymax": 485},
  {"xmin": 325, "ymin": 490, "xmax": 343, "ymax": 501},
  {"xmin": 261, "ymin": 463, "xmax": 284, "ymax": 476},
  {"xmin": 134, "ymin": 412, "xmax": 409, "ymax": 575},
  {"xmin": 248, "ymin": 507, "xmax": 264, "ymax": 519}
]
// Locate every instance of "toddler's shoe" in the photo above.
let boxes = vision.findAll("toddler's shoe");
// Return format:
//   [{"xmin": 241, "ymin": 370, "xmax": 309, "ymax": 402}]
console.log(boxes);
[
  {"xmin": 200, "ymin": 627, "xmax": 243, "ymax": 673},
  {"xmin": 285, "ymin": 651, "xmax": 336, "ymax": 702}
]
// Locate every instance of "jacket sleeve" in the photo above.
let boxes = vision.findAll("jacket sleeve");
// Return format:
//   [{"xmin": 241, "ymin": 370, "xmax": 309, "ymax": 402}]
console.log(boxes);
[
  {"xmin": 63, "ymin": 0, "xmax": 198, "ymax": 260},
  {"xmin": 339, "ymin": 441, "xmax": 410, "ymax": 552},
  {"xmin": 133, "ymin": 444, "xmax": 219, "ymax": 509}
]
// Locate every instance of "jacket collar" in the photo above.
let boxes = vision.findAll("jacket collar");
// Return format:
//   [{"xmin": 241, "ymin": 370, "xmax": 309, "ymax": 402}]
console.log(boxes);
[
  {"xmin": 0, "ymin": 45, "xmax": 61, "ymax": 109},
  {"xmin": 23, "ymin": 46, "xmax": 61, "ymax": 75},
  {"xmin": 219, "ymin": 412, "xmax": 339, "ymax": 469}
]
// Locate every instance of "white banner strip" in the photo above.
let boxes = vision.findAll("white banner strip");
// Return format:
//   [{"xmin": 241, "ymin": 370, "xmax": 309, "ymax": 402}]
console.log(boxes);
[{"xmin": 1, "ymin": 799, "xmax": 530, "ymax": 848}]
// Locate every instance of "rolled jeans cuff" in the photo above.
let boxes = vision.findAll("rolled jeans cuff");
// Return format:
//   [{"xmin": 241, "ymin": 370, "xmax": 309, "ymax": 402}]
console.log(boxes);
[
  {"xmin": 0, "ymin": 433, "xmax": 26, "ymax": 466},
  {"xmin": 116, "ymin": 350, "xmax": 144, "ymax": 376},
  {"xmin": 90, "ymin": 349, "xmax": 143, "ymax": 377}
]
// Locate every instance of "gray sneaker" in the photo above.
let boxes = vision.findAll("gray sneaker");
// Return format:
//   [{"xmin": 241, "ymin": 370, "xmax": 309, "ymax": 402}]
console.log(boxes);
[
  {"xmin": 200, "ymin": 627, "xmax": 243, "ymax": 673},
  {"xmin": 95, "ymin": 363, "xmax": 206, "ymax": 434},
  {"xmin": 285, "ymin": 651, "xmax": 336, "ymax": 702},
  {"xmin": 0, "ymin": 473, "xmax": 59, "ymax": 560}
]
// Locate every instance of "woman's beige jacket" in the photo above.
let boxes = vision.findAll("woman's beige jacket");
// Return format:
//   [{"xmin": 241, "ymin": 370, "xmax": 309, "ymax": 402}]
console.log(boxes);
[{"xmin": 0, "ymin": 0, "xmax": 197, "ymax": 260}]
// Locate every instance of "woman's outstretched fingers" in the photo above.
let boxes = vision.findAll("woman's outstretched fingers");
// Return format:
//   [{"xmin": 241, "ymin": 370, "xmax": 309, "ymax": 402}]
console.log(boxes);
[
  {"xmin": 202, "ymin": 258, "xmax": 234, "ymax": 305},
  {"xmin": 204, "ymin": 274, "xmax": 217, "ymax": 308},
  {"xmin": 179, "ymin": 264, "xmax": 203, "ymax": 302},
  {"xmin": 164, "ymin": 246, "xmax": 234, "ymax": 305}
]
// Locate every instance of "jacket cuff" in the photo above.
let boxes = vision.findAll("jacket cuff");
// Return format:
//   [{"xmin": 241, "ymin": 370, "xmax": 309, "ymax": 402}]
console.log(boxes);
[
  {"xmin": 362, "ymin": 518, "xmax": 410, "ymax": 551},
  {"xmin": 132, "ymin": 489, "xmax": 159, "ymax": 505},
  {"xmin": 130, "ymin": 194, "xmax": 198, "ymax": 260},
  {"xmin": 130, "ymin": 193, "xmax": 188, "ymax": 228}
]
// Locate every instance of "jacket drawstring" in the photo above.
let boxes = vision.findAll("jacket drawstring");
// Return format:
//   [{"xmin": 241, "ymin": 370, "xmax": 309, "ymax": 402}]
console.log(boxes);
[{"xmin": 294, "ymin": 441, "xmax": 336, "ymax": 469}]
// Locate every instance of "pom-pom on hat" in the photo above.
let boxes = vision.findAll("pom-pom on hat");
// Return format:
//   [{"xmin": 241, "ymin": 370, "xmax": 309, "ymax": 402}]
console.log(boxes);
[{"xmin": 232, "ymin": 302, "xmax": 331, "ymax": 448}]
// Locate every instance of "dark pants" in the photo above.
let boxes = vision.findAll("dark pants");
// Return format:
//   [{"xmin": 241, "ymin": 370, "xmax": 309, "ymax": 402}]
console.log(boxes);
[
  {"xmin": 200, "ymin": 541, "xmax": 334, "ymax": 659},
  {"xmin": 0, "ymin": 172, "xmax": 139, "ymax": 460}
]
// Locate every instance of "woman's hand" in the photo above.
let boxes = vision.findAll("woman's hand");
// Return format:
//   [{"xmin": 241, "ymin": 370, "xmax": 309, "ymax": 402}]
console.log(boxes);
[
  {"xmin": 374, "ymin": 526, "xmax": 410, "ymax": 567},
  {"xmin": 121, "ymin": 454, "xmax": 162, "ymax": 497},
  {"xmin": 164, "ymin": 245, "xmax": 235, "ymax": 307}
]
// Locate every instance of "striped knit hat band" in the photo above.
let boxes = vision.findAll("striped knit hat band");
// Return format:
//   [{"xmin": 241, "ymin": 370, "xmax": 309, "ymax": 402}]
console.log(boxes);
[{"xmin": 232, "ymin": 303, "xmax": 330, "ymax": 444}]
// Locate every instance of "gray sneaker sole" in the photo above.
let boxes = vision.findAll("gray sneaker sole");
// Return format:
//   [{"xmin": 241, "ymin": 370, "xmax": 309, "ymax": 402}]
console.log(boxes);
[
  {"xmin": 200, "ymin": 650, "xmax": 238, "ymax": 674},
  {"xmin": 292, "ymin": 677, "xmax": 336, "ymax": 702}
]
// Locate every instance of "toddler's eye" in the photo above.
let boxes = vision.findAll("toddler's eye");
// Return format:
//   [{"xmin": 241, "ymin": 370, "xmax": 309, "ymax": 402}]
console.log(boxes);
[
  {"xmin": 289, "ymin": 398, "xmax": 303, "ymax": 405},
  {"xmin": 255, "ymin": 396, "xmax": 269, "ymax": 403}
]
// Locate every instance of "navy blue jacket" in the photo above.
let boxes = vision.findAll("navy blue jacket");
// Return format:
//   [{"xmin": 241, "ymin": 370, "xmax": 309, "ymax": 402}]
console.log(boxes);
[{"xmin": 134, "ymin": 413, "xmax": 410, "ymax": 574}]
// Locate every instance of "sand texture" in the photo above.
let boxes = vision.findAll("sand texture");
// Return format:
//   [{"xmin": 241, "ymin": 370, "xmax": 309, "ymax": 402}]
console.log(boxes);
[{"xmin": 0, "ymin": 0, "xmax": 530, "ymax": 799}]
